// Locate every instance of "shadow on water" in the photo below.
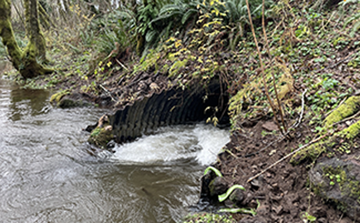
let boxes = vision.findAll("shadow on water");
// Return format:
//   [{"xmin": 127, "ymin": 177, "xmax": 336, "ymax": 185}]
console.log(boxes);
[
  {"xmin": 9, "ymin": 86, "xmax": 50, "ymax": 121},
  {"xmin": 0, "ymin": 77, "xmax": 230, "ymax": 223}
]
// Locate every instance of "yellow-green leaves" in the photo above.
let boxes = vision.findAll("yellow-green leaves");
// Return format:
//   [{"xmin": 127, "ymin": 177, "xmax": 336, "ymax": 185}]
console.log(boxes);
[{"xmin": 169, "ymin": 59, "xmax": 188, "ymax": 77}]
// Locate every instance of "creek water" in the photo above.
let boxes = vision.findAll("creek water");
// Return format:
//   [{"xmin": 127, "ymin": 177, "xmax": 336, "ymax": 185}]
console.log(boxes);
[{"xmin": 0, "ymin": 77, "xmax": 230, "ymax": 223}]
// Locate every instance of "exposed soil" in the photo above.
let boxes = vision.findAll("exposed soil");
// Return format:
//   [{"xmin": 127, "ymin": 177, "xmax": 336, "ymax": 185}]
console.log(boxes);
[{"xmin": 213, "ymin": 119, "xmax": 356, "ymax": 223}]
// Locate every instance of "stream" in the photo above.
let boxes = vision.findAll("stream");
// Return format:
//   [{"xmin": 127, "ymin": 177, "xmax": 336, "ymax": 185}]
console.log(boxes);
[{"xmin": 0, "ymin": 77, "xmax": 230, "ymax": 223}]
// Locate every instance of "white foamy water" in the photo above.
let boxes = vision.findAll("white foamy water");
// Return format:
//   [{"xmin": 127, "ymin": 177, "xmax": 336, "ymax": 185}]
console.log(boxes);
[{"xmin": 110, "ymin": 124, "xmax": 230, "ymax": 165}]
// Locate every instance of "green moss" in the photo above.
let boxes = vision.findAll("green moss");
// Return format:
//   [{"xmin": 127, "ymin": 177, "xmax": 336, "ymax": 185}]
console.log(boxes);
[
  {"xmin": 290, "ymin": 141, "xmax": 327, "ymax": 165},
  {"xmin": 292, "ymin": 119, "xmax": 360, "ymax": 165},
  {"xmin": 183, "ymin": 212, "xmax": 236, "ymax": 223},
  {"xmin": 90, "ymin": 127, "xmax": 102, "ymax": 137},
  {"xmin": 88, "ymin": 125, "xmax": 114, "ymax": 149},
  {"xmin": 322, "ymin": 166, "xmax": 360, "ymax": 204},
  {"xmin": 50, "ymin": 90, "xmax": 70, "ymax": 105},
  {"xmin": 324, "ymin": 96, "xmax": 360, "ymax": 128},
  {"xmin": 0, "ymin": 0, "xmax": 23, "ymax": 71},
  {"xmin": 20, "ymin": 42, "xmax": 53, "ymax": 78},
  {"xmin": 337, "ymin": 119, "xmax": 360, "ymax": 140}
]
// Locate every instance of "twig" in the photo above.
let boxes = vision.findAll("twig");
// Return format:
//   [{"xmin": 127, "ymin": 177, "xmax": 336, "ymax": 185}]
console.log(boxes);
[
  {"xmin": 115, "ymin": 58, "xmax": 129, "ymax": 71},
  {"xmin": 261, "ymin": 0, "xmax": 287, "ymax": 134},
  {"xmin": 245, "ymin": 0, "xmax": 285, "ymax": 135},
  {"xmin": 319, "ymin": 11, "xmax": 336, "ymax": 32},
  {"xmin": 294, "ymin": 89, "xmax": 307, "ymax": 128},
  {"xmin": 99, "ymin": 84, "xmax": 116, "ymax": 101},
  {"xmin": 225, "ymin": 149, "xmax": 239, "ymax": 159},
  {"xmin": 333, "ymin": 110, "xmax": 360, "ymax": 126},
  {"xmin": 247, "ymin": 134, "xmax": 328, "ymax": 183}
]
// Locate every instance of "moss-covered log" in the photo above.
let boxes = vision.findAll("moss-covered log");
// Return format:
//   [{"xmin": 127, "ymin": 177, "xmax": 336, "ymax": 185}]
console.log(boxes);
[
  {"xmin": 291, "ymin": 96, "xmax": 360, "ymax": 164},
  {"xmin": 324, "ymin": 96, "xmax": 360, "ymax": 128},
  {"xmin": 291, "ymin": 119, "xmax": 360, "ymax": 164}
]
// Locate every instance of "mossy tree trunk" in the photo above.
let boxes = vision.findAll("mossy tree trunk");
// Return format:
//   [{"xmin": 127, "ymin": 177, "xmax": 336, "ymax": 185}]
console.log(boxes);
[
  {"xmin": 0, "ymin": 0, "xmax": 53, "ymax": 78},
  {"xmin": 24, "ymin": 0, "xmax": 47, "ymax": 62}
]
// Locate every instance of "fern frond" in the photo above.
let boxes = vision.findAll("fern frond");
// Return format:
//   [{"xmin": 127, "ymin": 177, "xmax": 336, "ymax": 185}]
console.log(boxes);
[
  {"xmin": 182, "ymin": 9, "xmax": 198, "ymax": 24},
  {"xmin": 225, "ymin": 1, "xmax": 239, "ymax": 22},
  {"xmin": 145, "ymin": 30, "xmax": 158, "ymax": 43},
  {"xmin": 159, "ymin": 4, "xmax": 183, "ymax": 15}
]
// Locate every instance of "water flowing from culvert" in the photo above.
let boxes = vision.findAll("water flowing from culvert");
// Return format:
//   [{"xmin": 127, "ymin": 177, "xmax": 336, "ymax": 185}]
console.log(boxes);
[{"xmin": 0, "ymin": 77, "xmax": 230, "ymax": 223}]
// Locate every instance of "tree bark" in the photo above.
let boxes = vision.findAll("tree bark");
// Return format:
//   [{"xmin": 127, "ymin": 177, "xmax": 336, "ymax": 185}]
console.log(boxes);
[
  {"xmin": 24, "ymin": 0, "xmax": 47, "ymax": 62},
  {"xmin": 0, "ymin": 0, "xmax": 53, "ymax": 78},
  {"xmin": 0, "ymin": 0, "xmax": 23, "ymax": 71}
]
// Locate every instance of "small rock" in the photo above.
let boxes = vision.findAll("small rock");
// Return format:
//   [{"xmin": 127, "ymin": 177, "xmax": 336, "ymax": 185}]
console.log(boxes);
[
  {"xmin": 239, "ymin": 216, "xmax": 267, "ymax": 223},
  {"xmin": 270, "ymin": 213, "xmax": 280, "ymax": 221},
  {"xmin": 312, "ymin": 206, "xmax": 327, "ymax": 218},
  {"xmin": 269, "ymin": 192, "xmax": 283, "ymax": 201},
  {"xmin": 262, "ymin": 121, "xmax": 278, "ymax": 131},
  {"xmin": 98, "ymin": 115, "xmax": 109, "ymax": 127},
  {"xmin": 150, "ymin": 82, "xmax": 160, "ymax": 91},
  {"xmin": 309, "ymin": 157, "xmax": 360, "ymax": 221},
  {"xmin": 208, "ymin": 176, "xmax": 227, "ymax": 197},
  {"xmin": 339, "ymin": 217, "xmax": 354, "ymax": 223},
  {"xmin": 229, "ymin": 188, "xmax": 245, "ymax": 205},
  {"xmin": 256, "ymin": 204, "xmax": 268, "ymax": 215},
  {"xmin": 104, "ymin": 125, "xmax": 112, "ymax": 131},
  {"xmin": 250, "ymin": 178, "xmax": 261, "ymax": 189}
]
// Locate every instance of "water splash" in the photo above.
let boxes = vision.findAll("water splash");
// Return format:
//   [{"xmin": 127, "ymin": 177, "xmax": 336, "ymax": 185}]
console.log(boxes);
[{"xmin": 110, "ymin": 124, "xmax": 230, "ymax": 165}]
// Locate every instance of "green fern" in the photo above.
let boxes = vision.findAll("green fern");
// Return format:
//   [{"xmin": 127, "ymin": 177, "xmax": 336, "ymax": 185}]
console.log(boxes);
[
  {"xmin": 145, "ymin": 30, "xmax": 157, "ymax": 43},
  {"xmin": 182, "ymin": 8, "xmax": 198, "ymax": 24}
]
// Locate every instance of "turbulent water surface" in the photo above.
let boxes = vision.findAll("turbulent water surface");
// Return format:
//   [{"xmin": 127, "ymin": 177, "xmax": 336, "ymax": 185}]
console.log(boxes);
[{"xmin": 0, "ymin": 77, "xmax": 230, "ymax": 223}]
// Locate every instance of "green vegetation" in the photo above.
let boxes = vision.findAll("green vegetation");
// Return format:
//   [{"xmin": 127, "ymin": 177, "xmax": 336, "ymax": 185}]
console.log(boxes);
[
  {"xmin": 183, "ymin": 212, "xmax": 236, "ymax": 223},
  {"xmin": 88, "ymin": 126, "xmax": 113, "ymax": 149},
  {"xmin": 291, "ymin": 93, "xmax": 360, "ymax": 164},
  {"xmin": 0, "ymin": 0, "xmax": 53, "ymax": 79},
  {"xmin": 49, "ymin": 89, "xmax": 70, "ymax": 106},
  {"xmin": 301, "ymin": 212, "xmax": 317, "ymax": 223},
  {"xmin": 204, "ymin": 166, "xmax": 223, "ymax": 177},
  {"xmin": 218, "ymin": 184, "xmax": 245, "ymax": 202},
  {"xmin": 219, "ymin": 207, "xmax": 256, "ymax": 216}
]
